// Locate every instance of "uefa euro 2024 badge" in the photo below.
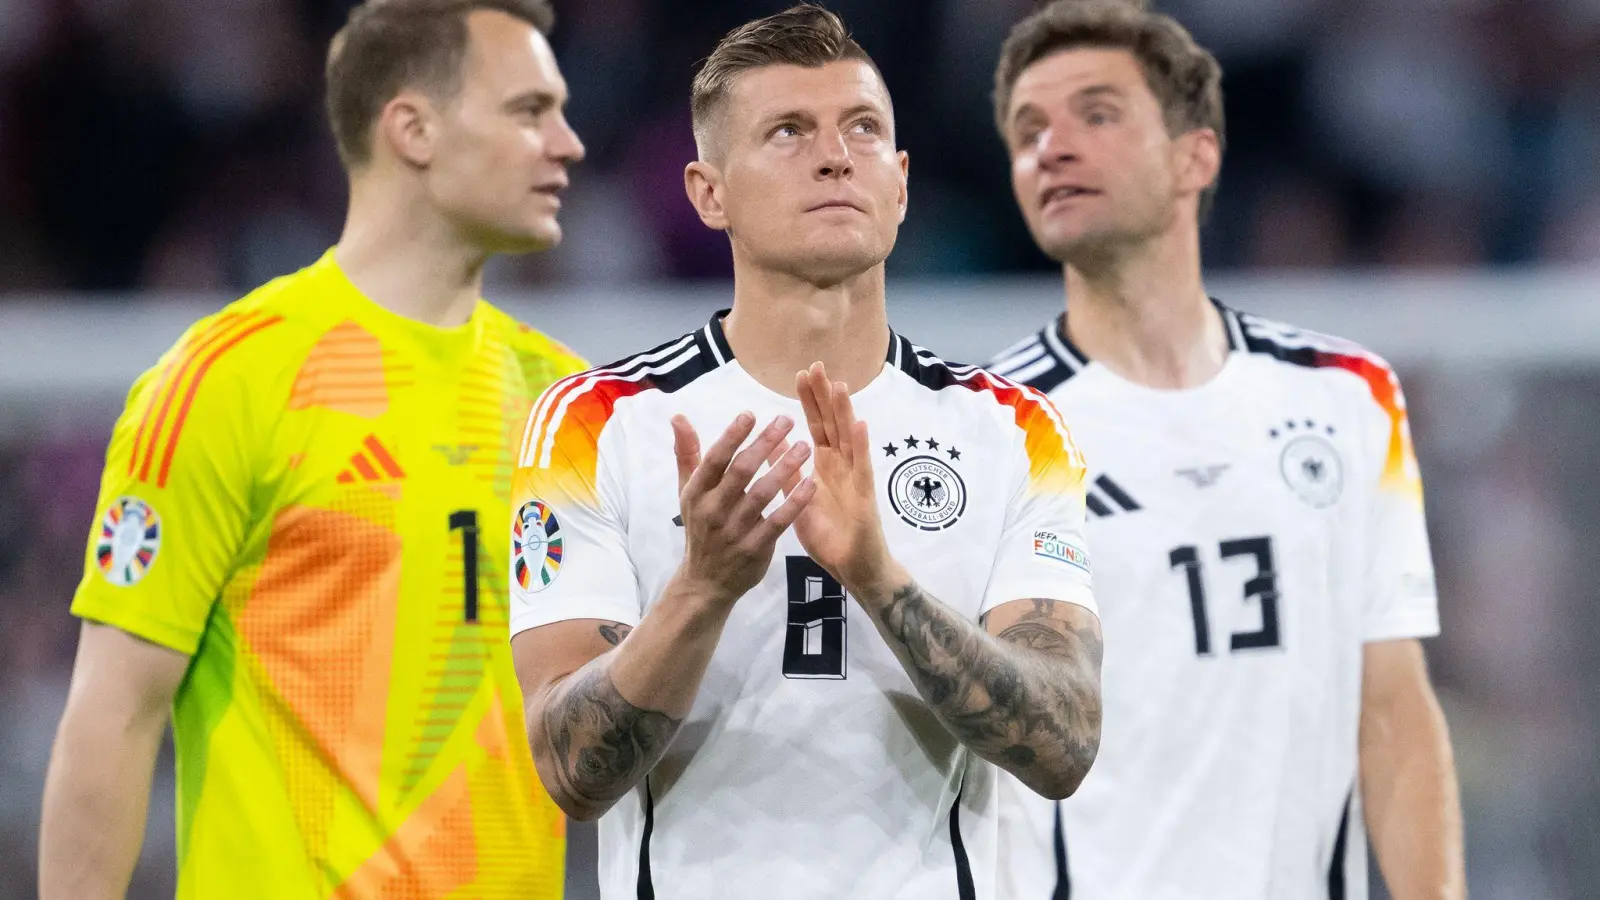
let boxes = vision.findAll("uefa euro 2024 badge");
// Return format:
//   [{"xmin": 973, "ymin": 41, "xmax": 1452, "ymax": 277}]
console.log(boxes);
[
  {"xmin": 96, "ymin": 496, "xmax": 162, "ymax": 587},
  {"xmin": 881, "ymin": 434, "xmax": 966, "ymax": 531},
  {"xmin": 514, "ymin": 499, "xmax": 565, "ymax": 593}
]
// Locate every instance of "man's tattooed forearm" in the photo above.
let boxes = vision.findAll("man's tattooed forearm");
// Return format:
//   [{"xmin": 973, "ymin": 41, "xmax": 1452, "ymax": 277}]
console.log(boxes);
[
  {"xmin": 540, "ymin": 662, "xmax": 680, "ymax": 816},
  {"xmin": 996, "ymin": 599, "xmax": 1104, "ymax": 665},
  {"xmin": 878, "ymin": 587, "xmax": 1101, "ymax": 795}
]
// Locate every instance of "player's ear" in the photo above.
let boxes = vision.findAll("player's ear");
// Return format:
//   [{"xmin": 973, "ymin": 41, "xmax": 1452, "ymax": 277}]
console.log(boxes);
[
  {"xmin": 684, "ymin": 161, "xmax": 730, "ymax": 232},
  {"xmin": 1176, "ymin": 127, "xmax": 1221, "ymax": 198},
  {"xmin": 379, "ymin": 90, "xmax": 437, "ymax": 168},
  {"xmin": 896, "ymin": 150, "xmax": 909, "ymax": 224}
]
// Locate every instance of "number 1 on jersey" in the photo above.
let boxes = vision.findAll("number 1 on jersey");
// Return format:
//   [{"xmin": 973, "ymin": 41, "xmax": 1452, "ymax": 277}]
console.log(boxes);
[
  {"xmin": 1169, "ymin": 536, "xmax": 1282, "ymax": 656},
  {"xmin": 450, "ymin": 510, "xmax": 479, "ymax": 624},
  {"xmin": 783, "ymin": 556, "xmax": 847, "ymax": 679},
  {"xmin": 1168, "ymin": 545, "xmax": 1212, "ymax": 655}
]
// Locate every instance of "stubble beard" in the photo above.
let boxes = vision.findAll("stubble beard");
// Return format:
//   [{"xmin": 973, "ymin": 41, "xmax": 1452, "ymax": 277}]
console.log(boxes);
[
  {"xmin": 1043, "ymin": 199, "xmax": 1176, "ymax": 278},
  {"xmin": 755, "ymin": 228, "xmax": 890, "ymax": 288}
]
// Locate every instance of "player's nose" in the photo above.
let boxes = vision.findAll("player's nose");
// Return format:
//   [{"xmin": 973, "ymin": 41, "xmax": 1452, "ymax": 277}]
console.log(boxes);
[
  {"xmin": 814, "ymin": 129, "xmax": 852, "ymax": 180},
  {"xmin": 1037, "ymin": 123, "xmax": 1080, "ymax": 167},
  {"xmin": 547, "ymin": 112, "xmax": 585, "ymax": 166}
]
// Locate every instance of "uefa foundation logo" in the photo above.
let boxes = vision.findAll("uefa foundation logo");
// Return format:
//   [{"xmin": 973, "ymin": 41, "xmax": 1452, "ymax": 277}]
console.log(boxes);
[
  {"xmin": 513, "ymin": 499, "xmax": 564, "ymax": 593},
  {"xmin": 96, "ymin": 497, "xmax": 161, "ymax": 587},
  {"xmin": 884, "ymin": 434, "xmax": 966, "ymax": 531}
]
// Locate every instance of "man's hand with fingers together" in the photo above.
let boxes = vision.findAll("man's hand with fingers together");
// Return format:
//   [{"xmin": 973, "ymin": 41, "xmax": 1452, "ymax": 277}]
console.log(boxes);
[{"xmin": 791, "ymin": 362, "xmax": 908, "ymax": 604}]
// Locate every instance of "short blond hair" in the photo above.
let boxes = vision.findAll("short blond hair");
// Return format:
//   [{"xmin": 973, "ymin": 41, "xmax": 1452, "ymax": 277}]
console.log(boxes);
[{"xmin": 690, "ymin": 4, "xmax": 884, "ymax": 158}]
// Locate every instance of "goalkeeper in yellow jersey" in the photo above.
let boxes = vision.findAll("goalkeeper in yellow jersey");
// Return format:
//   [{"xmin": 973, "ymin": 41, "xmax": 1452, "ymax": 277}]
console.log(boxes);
[{"xmin": 39, "ymin": 1, "xmax": 586, "ymax": 897}]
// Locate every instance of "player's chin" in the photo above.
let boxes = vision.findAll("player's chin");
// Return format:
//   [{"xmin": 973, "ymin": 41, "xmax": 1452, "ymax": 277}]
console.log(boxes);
[
  {"xmin": 807, "ymin": 221, "xmax": 896, "ymax": 264},
  {"xmin": 1032, "ymin": 222, "xmax": 1111, "ymax": 265},
  {"xmin": 789, "ymin": 238, "xmax": 890, "ymax": 284},
  {"xmin": 494, "ymin": 220, "xmax": 563, "ymax": 255}
]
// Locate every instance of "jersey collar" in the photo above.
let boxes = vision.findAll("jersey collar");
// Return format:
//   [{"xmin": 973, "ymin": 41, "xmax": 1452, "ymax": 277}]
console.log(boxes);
[
  {"xmin": 1048, "ymin": 298, "xmax": 1245, "ymax": 372},
  {"xmin": 701, "ymin": 308, "xmax": 907, "ymax": 369}
]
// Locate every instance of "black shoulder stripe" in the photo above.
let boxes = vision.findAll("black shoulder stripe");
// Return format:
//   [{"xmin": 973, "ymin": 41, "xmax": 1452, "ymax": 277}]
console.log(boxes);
[
  {"xmin": 649, "ymin": 349, "xmax": 718, "ymax": 393},
  {"xmin": 590, "ymin": 330, "xmax": 720, "ymax": 395},
  {"xmin": 1238, "ymin": 321, "xmax": 1323, "ymax": 369},
  {"xmin": 986, "ymin": 322, "xmax": 1079, "ymax": 394},
  {"xmin": 594, "ymin": 331, "xmax": 696, "ymax": 375},
  {"xmin": 900, "ymin": 342, "xmax": 976, "ymax": 392},
  {"xmin": 1017, "ymin": 362, "xmax": 1076, "ymax": 395},
  {"xmin": 1234, "ymin": 309, "xmax": 1374, "ymax": 372},
  {"xmin": 1234, "ymin": 308, "xmax": 1409, "ymax": 422},
  {"xmin": 991, "ymin": 332, "xmax": 1045, "ymax": 367}
]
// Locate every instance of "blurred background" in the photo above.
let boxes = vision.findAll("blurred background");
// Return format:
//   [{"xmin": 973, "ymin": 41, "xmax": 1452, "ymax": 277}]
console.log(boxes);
[{"xmin": 0, "ymin": 0, "xmax": 1597, "ymax": 896}]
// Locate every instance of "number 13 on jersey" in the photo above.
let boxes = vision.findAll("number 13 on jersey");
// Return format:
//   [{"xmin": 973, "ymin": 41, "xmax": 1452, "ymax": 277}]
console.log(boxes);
[{"xmin": 1169, "ymin": 536, "xmax": 1282, "ymax": 657}]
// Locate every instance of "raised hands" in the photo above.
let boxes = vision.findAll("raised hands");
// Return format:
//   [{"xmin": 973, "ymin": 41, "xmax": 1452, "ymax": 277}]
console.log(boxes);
[
  {"xmin": 668, "ymin": 365, "xmax": 902, "ymax": 610},
  {"xmin": 792, "ymin": 362, "xmax": 904, "ymax": 601},
  {"xmin": 671, "ymin": 412, "xmax": 817, "ymax": 607}
]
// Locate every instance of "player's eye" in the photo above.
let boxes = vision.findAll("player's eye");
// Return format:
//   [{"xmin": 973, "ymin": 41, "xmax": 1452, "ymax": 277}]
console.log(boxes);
[
  {"xmin": 1084, "ymin": 107, "xmax": 1117, "ymax": 126},
  {"xmin": 773, "ymin": 123, "xmax": 802, "ymax": 139},
  {"xmin": 850, "ymin": 118, "xmax": 880, "ymax": 135}
]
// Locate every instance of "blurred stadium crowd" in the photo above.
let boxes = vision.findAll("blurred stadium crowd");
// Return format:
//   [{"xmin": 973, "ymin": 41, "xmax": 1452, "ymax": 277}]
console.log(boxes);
[
  {"xmin": 1, "ymin": 1, "xmax": 1598, "ymax": 897},
  {"xmin": 0, "ymin": 0, "xmax": 1598, "ymax": 295}
]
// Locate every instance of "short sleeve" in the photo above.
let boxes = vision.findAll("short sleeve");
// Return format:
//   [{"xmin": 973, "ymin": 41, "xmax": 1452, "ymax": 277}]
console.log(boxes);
[
  {"xmin": 509, "ymin": 376, "xmax": 643, "ymax": 637},
  {"xmin": 71, "ymin": 318, "xmax": 270, "ymax": 655},
  {"xmin": 979, "ymin": 382, "xmax": 1096, "ymax": 618},
  {"xmin": 1361, "ymin": 369, "xmax": 1440, "ymax": 641}
]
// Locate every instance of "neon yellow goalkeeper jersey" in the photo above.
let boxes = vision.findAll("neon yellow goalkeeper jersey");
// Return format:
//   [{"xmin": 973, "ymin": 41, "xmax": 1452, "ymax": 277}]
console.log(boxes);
[{"xmin": 71, "ymin": 251, "xmax": 584, "ymax": 899}]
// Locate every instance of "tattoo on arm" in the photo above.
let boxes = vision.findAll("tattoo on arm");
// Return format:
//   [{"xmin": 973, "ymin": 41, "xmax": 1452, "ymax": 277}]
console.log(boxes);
[
  {"xmin": 994, "ymin": 599, "xmax": 1081, "ymax": 655},
  {"xmin": 538, "ymin": 624, "xmax": 678, "ymax": 817},
  {"xmin": 879, "ymin": 588, "xmax": 1102, "ymax": 796}
]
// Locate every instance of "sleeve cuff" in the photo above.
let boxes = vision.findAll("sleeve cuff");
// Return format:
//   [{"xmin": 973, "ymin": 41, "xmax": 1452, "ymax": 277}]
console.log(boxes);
[
  {"xmin": 980, "ymin": 581, "xmax": 1097, "ymax": 620},
  {"xmin": 510, "ymin": 599, "xmax": 643, "ymax": 639},
  {"xmin": 1363, "ymin": 609, "xmax": 1441, "ymax": 643},
  {"xmin": 70, "ymin": 601, "xmax": 202, "ymax": 656}
]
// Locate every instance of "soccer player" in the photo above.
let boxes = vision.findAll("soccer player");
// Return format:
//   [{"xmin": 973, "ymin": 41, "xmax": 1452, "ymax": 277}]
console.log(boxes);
[
  {"xmin": 508, "ymin": 6, "xmax": 1102, "ymax": 899},
  {"xmin": 984, "ymin": 2, "xmax": 1466, "ymax": 898},
  {"xmin": 39, "ymin": 1, "xmax": 585, "ymax": 896}
]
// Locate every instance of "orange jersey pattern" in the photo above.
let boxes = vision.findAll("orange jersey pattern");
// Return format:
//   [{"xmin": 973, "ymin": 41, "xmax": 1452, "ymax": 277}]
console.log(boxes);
[
  {"xmin": 1302, "ymin": 348, "xmax": 1422, "ymax": 501},
  {"xmin": 73, "ymin": 252, "xmax": 585, "ymax": 899},
  {"xmin": 952, "ymin": 367, "xmax": 1088, "ymax": 497}
]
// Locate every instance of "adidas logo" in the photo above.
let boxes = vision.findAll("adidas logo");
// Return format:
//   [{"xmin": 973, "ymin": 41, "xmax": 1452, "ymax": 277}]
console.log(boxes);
[
  {"xmin": 336, "ymin": 434, "xmax": 406, "ymax": 484},
  {"xmin": 1086, "ymin": 474, "xmax": 1141, "ymax": 519}
]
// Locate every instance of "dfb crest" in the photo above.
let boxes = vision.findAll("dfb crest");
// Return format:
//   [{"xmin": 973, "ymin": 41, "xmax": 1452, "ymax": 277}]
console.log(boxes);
[
  {"xmin": 884, "ymin": 435, "xmax": 967, "ymax": 531},
  {"xmin": 1272, "ymin": 419, "xmax": 1344, "ymax": 508}
]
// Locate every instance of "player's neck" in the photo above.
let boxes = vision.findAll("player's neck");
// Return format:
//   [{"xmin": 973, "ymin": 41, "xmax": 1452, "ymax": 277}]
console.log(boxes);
[
  {"xmin": 723, "ymin": 262, "xmax": 891, "ymax": 399},
  {"xmin": 334, "ymin": 181, "xmax": 488, "ymax": 329},
  {"xmin": 1062, "ymin": 231, "xmax": 1225, "ymax": 391}
]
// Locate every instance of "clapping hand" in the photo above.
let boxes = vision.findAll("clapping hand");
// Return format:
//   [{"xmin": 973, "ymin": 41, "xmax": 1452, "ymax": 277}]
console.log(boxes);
[{"xmin": 790, "ymin": 362, "xmax": 906, "ymax": 602}]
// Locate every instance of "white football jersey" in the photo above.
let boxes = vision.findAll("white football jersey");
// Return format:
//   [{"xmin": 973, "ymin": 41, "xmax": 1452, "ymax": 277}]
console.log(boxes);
[
  {"xmin": 987, "ymin": 303, "xmax": 1440, "ymax": 900},
  {"xmin": 510, "ymin": 312, "xmax": 1097, "ymax": 900}
]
